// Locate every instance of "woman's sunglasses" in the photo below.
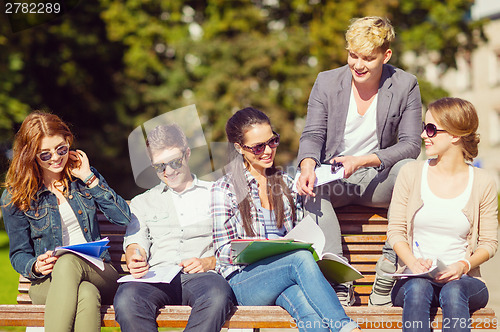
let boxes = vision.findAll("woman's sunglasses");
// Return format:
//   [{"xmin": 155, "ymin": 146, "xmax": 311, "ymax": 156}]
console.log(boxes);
[
  {"xmin": 152, "ymin": 153, "xmax": 185, "ymax": 173},
  {"xmin": 37, "ymin": 145, "xmax": 69, "ymax": 162},
  {"xmin": 240, "ymin": 132, "xmax": 280, "ymax": 155},
  {"xmin": 422, "ymin": 122, "xmax": 447, "ymax": 138}
]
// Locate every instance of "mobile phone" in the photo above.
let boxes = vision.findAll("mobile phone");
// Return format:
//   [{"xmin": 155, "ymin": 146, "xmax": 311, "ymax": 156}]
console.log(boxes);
[{"xmin": 331, "ymin": 161, "xmax": 343, "ymax": 173}]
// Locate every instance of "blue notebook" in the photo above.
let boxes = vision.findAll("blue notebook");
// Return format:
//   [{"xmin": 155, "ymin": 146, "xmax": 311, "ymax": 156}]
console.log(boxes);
[{"xmin": 52, "ymin": 238, "xmax": 110, "ymax": 270}]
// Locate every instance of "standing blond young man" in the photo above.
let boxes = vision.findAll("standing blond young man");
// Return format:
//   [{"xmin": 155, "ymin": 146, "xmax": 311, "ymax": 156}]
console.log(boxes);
[{"xmin": 296, "ymin": 16, "xmax": 422, "ymax": 306}]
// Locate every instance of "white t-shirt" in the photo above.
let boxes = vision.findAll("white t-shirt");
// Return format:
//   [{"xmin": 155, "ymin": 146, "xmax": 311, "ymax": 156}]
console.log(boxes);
[
  {"xmin": 59, "ymin": 201, "xmax": 87, "ymax": 246},
  {"xmin": 337, "ymin": 87, "xmax": 379, "ymax": 157},
  {"xmin": 412, "ymin": 160, "xmax": 473, "ymax": 266}
]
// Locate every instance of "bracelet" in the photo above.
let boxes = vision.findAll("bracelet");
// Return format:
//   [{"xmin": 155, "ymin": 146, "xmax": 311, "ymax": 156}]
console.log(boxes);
[
  {"xmin": 83, "ymin": 173, "xmax": 94, "ymax": 184},
  {"xmin": 34, "ymin": 260, "xmax": 41, "ymax": 275},
  {"xmin": 458, "ymin": 259, "xmax": 471, "ymax": 273},
  {"xmin": 85, "ymin": 174, "xmax": 97, "ymax": 186}
]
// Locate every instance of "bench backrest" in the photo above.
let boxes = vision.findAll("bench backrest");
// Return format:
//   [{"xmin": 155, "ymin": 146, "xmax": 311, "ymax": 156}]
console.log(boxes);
[{"xmin": 17, "ymin": 205, "xmax": 387, "ymax": 306}]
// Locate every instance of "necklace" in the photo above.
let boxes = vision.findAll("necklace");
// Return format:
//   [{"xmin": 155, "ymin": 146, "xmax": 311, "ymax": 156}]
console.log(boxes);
[{"xmin": 51, "ymin": 180, "xmax": 66, "ymax": 195}]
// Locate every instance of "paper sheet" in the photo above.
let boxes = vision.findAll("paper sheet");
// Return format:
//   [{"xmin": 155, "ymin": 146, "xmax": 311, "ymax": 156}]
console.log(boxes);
[
  {"xmin": 117, "ymin": 265, "xmax": 182, "ymax": 283},
  {"xmin": 293, "ymin": 164, "xmax": 344, "ymax": 192}
]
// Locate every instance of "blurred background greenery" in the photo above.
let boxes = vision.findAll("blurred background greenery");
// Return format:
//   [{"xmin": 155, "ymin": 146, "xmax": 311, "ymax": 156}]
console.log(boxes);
[{"xmin": 0, "ymin": 0, "xmax": 483, "ymax": 201}]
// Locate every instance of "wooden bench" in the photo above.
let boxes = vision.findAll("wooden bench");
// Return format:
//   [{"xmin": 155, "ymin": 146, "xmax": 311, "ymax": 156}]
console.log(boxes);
[{"xmin": 0, "ymin": 206, "xmax": 497, "ymax": 330}]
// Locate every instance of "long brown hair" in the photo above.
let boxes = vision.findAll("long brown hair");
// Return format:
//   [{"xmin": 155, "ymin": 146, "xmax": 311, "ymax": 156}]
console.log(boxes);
[
  {"xmin": 225, "ymin": 107, "xmax": 296, "ymax": 237},
  {"xmin": 3, "ymin": 111, "xmax": 75, "ymax": 211}
]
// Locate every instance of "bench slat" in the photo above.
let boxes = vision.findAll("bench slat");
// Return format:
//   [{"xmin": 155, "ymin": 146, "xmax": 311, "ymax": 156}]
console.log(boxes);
[
  {"xmin": 343, "ymin": 234, "xmax": 386, "ymax": 242},
  {"xmin": 341, "ymin": 224, "xmax": 388, "ymax": 233},
  {"xmin": 1, "ymin": 305, "xmax": 496, "ymax": 330}
]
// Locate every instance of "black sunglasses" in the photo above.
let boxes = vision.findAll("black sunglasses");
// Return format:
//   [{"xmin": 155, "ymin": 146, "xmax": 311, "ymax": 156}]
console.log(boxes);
[
  {"xmin": 37, "ymin": 145, "xmax": 69, "ymax": 162},
  {"xmin": 152, "ymin": 152, "xmax": 185, "ymax": 173},
  {"xmin": 240, "ymin": 132, "xmax": 280, "ymax": 155},
  {"xmin": 422, "ymin": 122, "xmax": 447, "ymax": 138}
]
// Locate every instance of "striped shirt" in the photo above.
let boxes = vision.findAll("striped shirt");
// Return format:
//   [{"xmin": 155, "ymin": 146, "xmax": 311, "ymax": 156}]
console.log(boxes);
[{"xmin": 211, "ymin": 169, "xmax": 303, "ymax": 278}]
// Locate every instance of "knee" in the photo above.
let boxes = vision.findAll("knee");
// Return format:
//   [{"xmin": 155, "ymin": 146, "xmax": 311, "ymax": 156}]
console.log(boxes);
[
  {"xmin": 78, "ymin": 281, "xmax": 100, "ymax": 304},
  {"xmin": 52, "ymin": 254, "xmax": 82, "ymax": 277},
  {"xmin": 290, "ymin": 250, "xmax": 316, "ymax": 268},
  {"xmin": 287, "ymin": 250, "xmax": 321, "ymax": 277},
  {"xmin": 439, "ymin": 282, "xmax": 467, "ymax": 308},
  {"xmin": 403, "ymin": 279, "xmax": 433, "ymax": 307},
  {"xmin": 390, "ymin": 159, "xmax": 413, "ymax": 176},
  {"xmin": 197, "ymin": 277, "xmax": 235, "ymax": 311},
  {"xmin": 113, "ymin": 285, "xmax": 144, "ymax": 316}
]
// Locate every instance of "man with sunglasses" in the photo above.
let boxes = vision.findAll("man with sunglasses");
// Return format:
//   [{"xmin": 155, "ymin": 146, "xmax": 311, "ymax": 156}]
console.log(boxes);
[
  {"xmin": 296, "ymin": 17, "xmax": 422, "ymax": 307},
  {"xmin": 113, "ymin": 124, "xmax": 235, "ymax": 332}
]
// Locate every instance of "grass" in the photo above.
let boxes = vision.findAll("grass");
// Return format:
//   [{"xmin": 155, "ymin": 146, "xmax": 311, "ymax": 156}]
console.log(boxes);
[
  {"xmin": 0, "ymin": 231, "xmax": 25, "ymax": 332},
  {"xmin": 0, "ymin": 231, "xmax": 19, "ymax": 305}
]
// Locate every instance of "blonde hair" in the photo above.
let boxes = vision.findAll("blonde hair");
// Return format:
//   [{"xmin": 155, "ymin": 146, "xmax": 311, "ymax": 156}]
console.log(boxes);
[
  {"xmin": 428, "ymin": 97, "xmax": 480, "ymax": 162},
  {"xmin": 345, "ymin": 16, "xmax": 395, "ymax": 54}
]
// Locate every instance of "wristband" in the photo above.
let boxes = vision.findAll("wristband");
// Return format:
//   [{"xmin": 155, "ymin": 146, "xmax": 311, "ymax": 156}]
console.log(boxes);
[
  {"xmin": 85, "ymin": 173, "xmax": 97, "ymax": 186},
  {"xmin": 83, "ymin": 173, "xmax": 94, "ymax": 184},
  {"xmin": 34, "ymin": 260, "xmax": 42, "ymax": 276},
  {"xmin": 458, "ymin": 259, "xmax": 471, "ymax": 273}
]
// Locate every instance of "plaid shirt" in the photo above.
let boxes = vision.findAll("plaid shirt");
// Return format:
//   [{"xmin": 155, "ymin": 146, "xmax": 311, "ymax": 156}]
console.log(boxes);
[{"xmin": 211, "ymin": 169, "xmax": 303, "ymax": 278}]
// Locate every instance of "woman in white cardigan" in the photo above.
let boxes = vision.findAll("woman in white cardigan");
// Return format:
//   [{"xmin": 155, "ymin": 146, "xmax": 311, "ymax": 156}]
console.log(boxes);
[{"xmin": 387, "ymin": 97, "xmax": 498, "ymax": 332}]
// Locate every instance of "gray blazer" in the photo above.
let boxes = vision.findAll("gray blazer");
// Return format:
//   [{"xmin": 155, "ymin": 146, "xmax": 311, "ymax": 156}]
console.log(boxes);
[{"xmin": 297, "ymin": 64, "xmax": 422, "ymax": 170}]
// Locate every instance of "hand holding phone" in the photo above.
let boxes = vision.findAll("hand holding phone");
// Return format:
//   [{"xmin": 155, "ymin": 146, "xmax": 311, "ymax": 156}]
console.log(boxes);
[{"xmin": 331, "ymin": 160, "xmax": 343, "ymax": 173}]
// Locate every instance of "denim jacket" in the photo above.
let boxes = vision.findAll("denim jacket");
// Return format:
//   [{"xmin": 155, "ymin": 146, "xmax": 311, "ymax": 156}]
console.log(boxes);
[{"xmin": 1, "ymin": 167, "xmax": 131, "ymax": 280}]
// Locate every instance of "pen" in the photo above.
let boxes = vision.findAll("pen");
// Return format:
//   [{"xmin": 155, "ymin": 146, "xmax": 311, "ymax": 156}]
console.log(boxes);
[
  {"xmin": 135, "ymin": 248, "xmax": 142, "ymax": 258},
  {"xmin": 415, "ymin": 241, "xmax": 425, "ymax": 259}
]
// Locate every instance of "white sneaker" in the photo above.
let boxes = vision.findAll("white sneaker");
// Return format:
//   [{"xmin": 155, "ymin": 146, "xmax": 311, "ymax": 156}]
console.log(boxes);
[
  {"xmin": 333, "ymin": 281, "xmax": 355, "ymax": 306},
  {"xmin": 368, "ymin": 256, "xmax": 396, "ymax": 306}
]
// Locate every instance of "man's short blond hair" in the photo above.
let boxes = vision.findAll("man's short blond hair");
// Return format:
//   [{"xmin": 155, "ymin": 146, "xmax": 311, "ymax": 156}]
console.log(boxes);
[{"xmin": 345, "ymin": 16, "xmax": 395, "ymax": 54}]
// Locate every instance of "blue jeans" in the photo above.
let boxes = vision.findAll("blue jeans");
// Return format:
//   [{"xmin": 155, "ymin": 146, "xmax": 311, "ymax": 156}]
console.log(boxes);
[
  {"xmin": 392, "ymin": 276, "xmax": 489, "ymax": 332},
  {"xmin": 228, "ymin": 250, "xmax": 359, "ymax": 332},
  {"xmin": 114, "ymin": 271, "xmax": 235, "ymax": 332}
]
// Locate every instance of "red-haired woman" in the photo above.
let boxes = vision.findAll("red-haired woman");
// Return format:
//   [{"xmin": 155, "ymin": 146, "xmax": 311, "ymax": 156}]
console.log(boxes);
[{"xmin": 1, "ymin": 111, "xmax": 131, "ymax": 332}]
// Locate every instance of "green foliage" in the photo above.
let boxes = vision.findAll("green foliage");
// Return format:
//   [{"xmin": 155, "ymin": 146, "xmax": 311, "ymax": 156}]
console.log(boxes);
[
  {"xmin": 389, "ymin": 0, "xmax": 483, "ymax": 71},
  {"xmin": 0, "ymin": 231, "xmax": 18, "ymax": 305},
  {"xmin": 0, "ymin": 0, "xmax": 483, "ymax": 198},
  {"xmin": 418, "ymin": 79, "xmax": 449, "ymax": 109}
]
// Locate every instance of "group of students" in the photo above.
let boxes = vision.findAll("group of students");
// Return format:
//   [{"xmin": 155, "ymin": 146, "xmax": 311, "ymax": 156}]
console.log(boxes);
[{"xmin": 1, "ymin": 15, "xmax": 497, "ymax": 332}]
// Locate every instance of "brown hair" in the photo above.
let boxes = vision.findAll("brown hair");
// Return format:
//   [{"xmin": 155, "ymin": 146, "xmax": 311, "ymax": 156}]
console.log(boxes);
[
  {"xmin": 3, "ymin": 111, "xmax": 75, "ymax": 211},
  {"xmin": 345, "ymin": 16, "xmax": 395, "ymax": 54},
  {"xmin": 225, "ymin": 107, "xmax": 296, "ymax": 236},
  {"xmin": 428, "ymin": 97, "xmax": 480, "ymax": 162},
  {"xmin": 145, "ymin": 124, "xmax": 188, "ymax": 158}
]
